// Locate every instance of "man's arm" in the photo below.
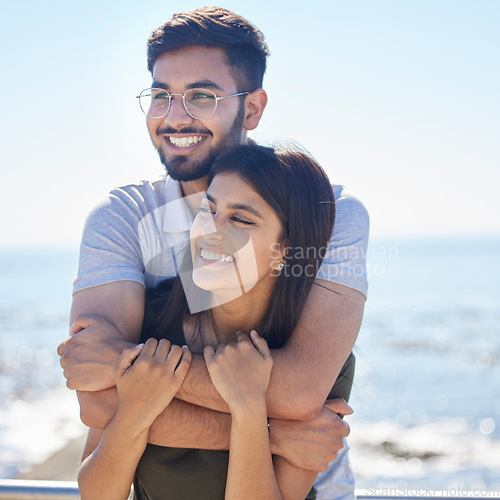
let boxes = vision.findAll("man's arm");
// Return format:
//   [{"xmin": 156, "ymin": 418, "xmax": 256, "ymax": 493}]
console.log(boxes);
[
  {"xmin": 61, "ymin": 279, "xmax": 363, "ymax": 420},
  {"xmin": 61, "ymin": 281, "xmax": 354, "ymax": 469},
  {"xmin": 71, "ymin": 281, "xmax": 145, "ymax": 342},
  {"xmin": 77, "ymin": 386, "xmax": 351, "ymax": 472},
  {"xmin": 175, "ymin": 280, "xmax": 364, "ymax": 420},
  {"xmin": 78, "ymin": 388, "xmax": 230, "ymax": 450},
  {"xmin": 59, "ymin": 282, "xmax": 144, "ymax": 391}
]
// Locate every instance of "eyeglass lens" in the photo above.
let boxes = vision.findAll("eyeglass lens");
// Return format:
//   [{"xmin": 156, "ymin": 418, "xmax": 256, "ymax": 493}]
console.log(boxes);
[{"xmin": 139, "ymin": 88, "xmax": 218, "ymax": 119}]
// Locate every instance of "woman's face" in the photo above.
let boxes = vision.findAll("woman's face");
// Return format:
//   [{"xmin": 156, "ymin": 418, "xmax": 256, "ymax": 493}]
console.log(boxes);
[{"xmin": 190, "ymin": 172, "xmax": 283, "ymax": 302}]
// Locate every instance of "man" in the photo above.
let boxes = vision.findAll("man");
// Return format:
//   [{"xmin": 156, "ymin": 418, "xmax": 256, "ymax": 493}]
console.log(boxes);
[{"xmin": 58, "ymin": 7, "xmax": 369, "ymax": 499}]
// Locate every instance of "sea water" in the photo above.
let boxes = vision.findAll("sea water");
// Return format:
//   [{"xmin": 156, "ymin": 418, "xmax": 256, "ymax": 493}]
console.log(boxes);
[
  {"xmin": 0, "ymin": 246, "xmax": 84, "ymax": 478},
  {"xmin": 0, "ymin": 238, "xmax": 499, "ymax": 491},
  {"xmin": 349, "ymin": 236, "xmax": 500, "ymax": 493}
]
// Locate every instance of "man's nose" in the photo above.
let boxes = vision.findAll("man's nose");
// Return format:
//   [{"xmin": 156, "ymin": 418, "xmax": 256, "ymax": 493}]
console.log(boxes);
[{"xmin": 163, "ymin": 95, "xmax": 194, "ymax": 128}]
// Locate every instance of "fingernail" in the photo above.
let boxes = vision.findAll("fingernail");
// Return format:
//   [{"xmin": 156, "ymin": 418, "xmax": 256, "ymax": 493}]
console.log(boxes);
[{"xmin": 182, "ymin": 345, "xmax": 189, "ymax": 350}]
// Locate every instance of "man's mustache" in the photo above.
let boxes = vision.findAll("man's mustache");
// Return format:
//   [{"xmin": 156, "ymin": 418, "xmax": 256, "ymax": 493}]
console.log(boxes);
[{"xmin": 157, "ymin": 126, "xmax": 213, "ymax": 137}]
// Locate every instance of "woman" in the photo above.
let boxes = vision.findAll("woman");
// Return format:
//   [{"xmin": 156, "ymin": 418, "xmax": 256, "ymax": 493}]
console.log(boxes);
[{"xmin": 78, "ymin": 144, "xmax": 355, "ymax": 499}]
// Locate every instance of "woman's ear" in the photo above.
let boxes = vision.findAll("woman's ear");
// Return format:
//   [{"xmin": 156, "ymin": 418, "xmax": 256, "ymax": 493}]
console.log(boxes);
[
  {"xmin": 271, "ymin": 240, "xmax": 288, "ymax": 271},
  {"xmin": 243, "ymin": 89, "xmax": 268, "ymax": 131}
]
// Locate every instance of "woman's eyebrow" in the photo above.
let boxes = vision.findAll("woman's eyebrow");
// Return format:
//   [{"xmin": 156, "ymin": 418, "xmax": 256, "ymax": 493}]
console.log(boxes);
[
  {"xmin": 230, "ymin": 203, "xmax": 264, "ymax": 219},
  {"xmin": 206, "ymin": 192, "xmax": 264, "ymax": 219}
]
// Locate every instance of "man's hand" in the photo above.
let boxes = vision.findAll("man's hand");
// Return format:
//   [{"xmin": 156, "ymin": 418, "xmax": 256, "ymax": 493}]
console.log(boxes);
[
  {"xmin": 57, "ymin": 315, "xmax": 135, "ymax": 391},
  {"xmin": 269, "ymin": 398, "xmax": 353, "ymax": 472}
]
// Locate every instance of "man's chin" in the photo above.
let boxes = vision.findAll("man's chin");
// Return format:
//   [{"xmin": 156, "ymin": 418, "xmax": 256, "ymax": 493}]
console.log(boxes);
[{"xmin": 158, "ymin": 151, "xmax": 215, "ymax": 182}]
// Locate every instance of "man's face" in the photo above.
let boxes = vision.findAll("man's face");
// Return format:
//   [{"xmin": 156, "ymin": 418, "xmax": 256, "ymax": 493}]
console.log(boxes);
[{"xmin": 147, "ymin": 46, "xmax": 246, "ymax": 182}]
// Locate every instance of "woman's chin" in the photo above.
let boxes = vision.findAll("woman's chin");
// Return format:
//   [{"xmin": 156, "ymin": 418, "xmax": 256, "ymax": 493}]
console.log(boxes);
[{"xmin": 192, "ymin": 269, "xmax": 248, "ymax": 305}]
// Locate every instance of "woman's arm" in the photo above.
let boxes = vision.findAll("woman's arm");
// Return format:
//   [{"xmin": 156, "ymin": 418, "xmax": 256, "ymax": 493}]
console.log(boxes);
[
  {"xmin": 78, "ymin": 415, "xmax": 150, "ymax": 500},
  {"xmin": 78, "ymin": 339, "xmax": 191, "ymax": 500},
  {"xmin": 226, "ymin": 399, "xmax": 318, "ymax": 499},
  {"xmin": 205, "ymin": 331, "xmax": 317, "ymax": 499}
]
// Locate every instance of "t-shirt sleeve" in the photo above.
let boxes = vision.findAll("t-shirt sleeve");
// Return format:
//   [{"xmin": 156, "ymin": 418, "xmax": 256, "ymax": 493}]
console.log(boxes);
[
  {"xmin": 72, "ymin": 188, "xmax": 146, "ymax": 294},
  {"xmin": 316, "ymin": 187, "xmax": 370, "ymax": 298}
]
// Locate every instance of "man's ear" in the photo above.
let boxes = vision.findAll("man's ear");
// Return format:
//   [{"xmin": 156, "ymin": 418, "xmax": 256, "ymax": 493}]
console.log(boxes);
[{"xmin": 243, "ymin": 89, "xmax": 267, "ymax": 131}]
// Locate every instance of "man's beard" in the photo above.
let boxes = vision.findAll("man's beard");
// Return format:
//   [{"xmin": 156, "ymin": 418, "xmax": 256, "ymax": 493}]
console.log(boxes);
[{"xmin": 155, "ymin": 103, "xmax": 245, "ymax": 182}]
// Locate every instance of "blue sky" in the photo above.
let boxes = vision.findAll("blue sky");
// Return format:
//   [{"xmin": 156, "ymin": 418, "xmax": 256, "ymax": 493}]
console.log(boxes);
[{"xmin": 1, "ymin": 0, "xmax": 499, "ymax": 245}]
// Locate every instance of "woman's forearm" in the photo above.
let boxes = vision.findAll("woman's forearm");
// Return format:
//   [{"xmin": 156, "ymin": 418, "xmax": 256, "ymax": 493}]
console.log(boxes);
[
  {"xmin": 78, "ymin": 410, "xmax": 149, "ymax": 500},
  {"xmin": 225, "ymin": 399, "xmax": 282, "ymax": 500}
]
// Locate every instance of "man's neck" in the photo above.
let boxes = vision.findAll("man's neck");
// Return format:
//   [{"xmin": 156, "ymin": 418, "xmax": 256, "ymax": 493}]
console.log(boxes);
[{"xmin": 180, "ymin": 177, "xmax": 209, "ymax": 198}]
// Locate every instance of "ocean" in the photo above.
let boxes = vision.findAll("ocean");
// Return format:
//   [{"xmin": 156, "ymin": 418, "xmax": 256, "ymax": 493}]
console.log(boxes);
[{"xmin": 0, "ymin": 237, "xmax": 499, "ymax": 492}]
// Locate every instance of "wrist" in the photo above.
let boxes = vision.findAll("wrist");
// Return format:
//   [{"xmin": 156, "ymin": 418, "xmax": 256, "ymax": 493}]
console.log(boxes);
[
  {"xmin": 230, "ymin": 397, "xmax": 267, "ymax": 423},
  {"xmin": 116, "ymin": 340, "xmax": 137, "ymax": 357},
  {"xmin": 113, "ymin": 405, "xmax": 154, "ymax": 438}
]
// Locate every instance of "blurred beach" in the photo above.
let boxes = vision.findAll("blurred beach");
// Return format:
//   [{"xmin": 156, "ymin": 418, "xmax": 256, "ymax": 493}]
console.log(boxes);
[{"xmin": 0, "ymin": 237, "xmax": 499, "ymax": 490}]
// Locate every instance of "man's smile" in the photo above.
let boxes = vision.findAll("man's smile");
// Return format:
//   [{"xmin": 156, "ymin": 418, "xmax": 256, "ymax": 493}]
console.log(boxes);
[
  {"xmin": 168, "ymin": 136, "xmax": 205, "ymax": 148},
  {"xmin": 156, "ymin": 126, "xmax": 213, "ymax": 154}
]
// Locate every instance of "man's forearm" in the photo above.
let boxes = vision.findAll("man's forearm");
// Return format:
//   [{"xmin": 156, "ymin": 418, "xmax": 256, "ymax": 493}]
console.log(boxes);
[
  {"xmin": 175, "ymin": 348, "xmax": 329, "ymax": 420},
  {"xmin": 175, "ymin": 354, "xmax": 230, "ymax": 413},
  {"xmin": 78, "ymin": 387, "xmax": 231, "ymax": 449},
  {"xmin": 77, "ymin": 385, "xmax": 351, "ymax": 471},
  {"xmin": 71, "ymin": 282, "xmax": 364, "ymax": 423},
  {"xmin": 148, "ymin": 398, "xmax": 230, "ymax": 449},
  {"xmin": 174, "ymin": 350, "xmax": 322, "ymax": 419}
]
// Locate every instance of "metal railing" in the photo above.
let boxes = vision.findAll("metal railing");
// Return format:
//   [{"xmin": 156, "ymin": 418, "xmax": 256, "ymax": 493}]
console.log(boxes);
[
  {"xmin": 0, "ymin": 480, "xmax": 79, "ymax": 499},
  {"xmin": 1, "ymin": 480, "xmax": 499, "ymax": 499},
  {"xmin": 355, "ymin": 493, "xmax": 500, "ymax": 500}
]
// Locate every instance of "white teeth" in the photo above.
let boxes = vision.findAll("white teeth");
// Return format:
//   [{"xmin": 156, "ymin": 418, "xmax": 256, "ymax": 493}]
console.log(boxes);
[
  {"xmin": 169, "ymin": 136, "xmax": 204, "ymax": 147},
  {"xmin": 201, "ymin": 248, "xmax": 234, "ymax": 263}
]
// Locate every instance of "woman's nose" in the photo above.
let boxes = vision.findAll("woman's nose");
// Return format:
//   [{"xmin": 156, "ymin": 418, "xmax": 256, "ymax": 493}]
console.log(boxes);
[{"xmin": 200, "ymin": 213, "xmax": 225, "ymax": 240}]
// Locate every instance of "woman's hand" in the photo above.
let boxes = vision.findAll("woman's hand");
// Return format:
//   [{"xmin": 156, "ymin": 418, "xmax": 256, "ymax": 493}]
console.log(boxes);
[
  {"xmin": 204, "ymin": 331, "xmax": 273, "ymax": 413},
  {"xmin": 114, "ymin": 338, "xmax": 191, "ymax": 428}
]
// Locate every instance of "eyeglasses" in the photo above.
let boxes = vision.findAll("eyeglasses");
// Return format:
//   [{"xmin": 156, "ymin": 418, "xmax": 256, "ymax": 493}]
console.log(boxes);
[{"xmin": 136, "ymin": 88, "xmax": 249, "ymax": 120}]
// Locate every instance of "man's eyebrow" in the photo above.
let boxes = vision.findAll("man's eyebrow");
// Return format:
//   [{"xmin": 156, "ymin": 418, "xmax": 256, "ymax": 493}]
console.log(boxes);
[
  {"xmin": 151, "ymin": 81, "xmax": 168, "ymax": 90},
  {"xmin": 187, "ymin": 81, "xmax": 224, "ymax": 92},
  {"xmin": 206, "ymin": 192, "xmax": 264, "ymax": 219},
  {"xmin": 151, "ymin": 80, "xmax": 225, "ymax": 92}
]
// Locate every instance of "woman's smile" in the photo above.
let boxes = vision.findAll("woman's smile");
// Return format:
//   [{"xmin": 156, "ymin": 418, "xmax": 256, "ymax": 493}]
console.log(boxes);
[{"xmin": 200, "ymin": 247, "xmax": 235, "ymax": 264}]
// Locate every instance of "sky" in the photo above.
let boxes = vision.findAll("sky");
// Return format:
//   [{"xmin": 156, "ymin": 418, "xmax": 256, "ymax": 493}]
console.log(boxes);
[{"xmin": 1, "ymin": 0, "xmax": 499, "ymax": 246}]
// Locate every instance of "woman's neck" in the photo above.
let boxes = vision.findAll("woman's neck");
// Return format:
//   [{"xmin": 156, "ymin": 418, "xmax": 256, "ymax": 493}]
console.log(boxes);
[{"xmin": 209, "ymin": 278, "xmax": 276, "ymax": 343}]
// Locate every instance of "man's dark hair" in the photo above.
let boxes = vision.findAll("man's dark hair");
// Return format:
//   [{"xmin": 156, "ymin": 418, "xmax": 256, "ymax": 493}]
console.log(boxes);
[{"xmin": 147, "ymin": 6, "xmax": 270, "ymax": 91}]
